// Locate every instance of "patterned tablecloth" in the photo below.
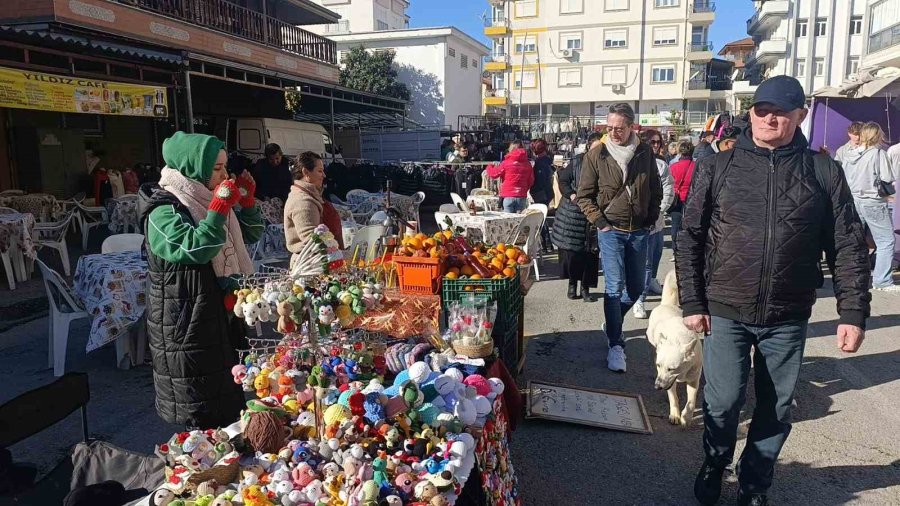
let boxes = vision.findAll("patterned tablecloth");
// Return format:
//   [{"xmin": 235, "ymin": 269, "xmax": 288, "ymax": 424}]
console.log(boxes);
[
  {"xmin": 107, "ymin": 198, "xmax": 139, "ymax": 233},
  {"xmin": 0, "ymin": 213, "xmax": 37, "ymax": 258},
  {"xmin": 260, "ymin": 224, "xmax": 289, "ymax": 258},
  {"xmin": 73, "ymin": 250, "xmax": 148, "ymax": 352},
  {"xmin": 433, "ymin": 211, "xmax": 524, "ymax": 245},
  {"xmin": 349, "ymin": 289, "xmax": 441, "ymax": 339},
  {"xmin": 0, "ymin": 194, "xmax": 60, "ymax": 222},
  {"xmin": 466, "ymin": 195, "xmax": 501, "ymax": 212}
]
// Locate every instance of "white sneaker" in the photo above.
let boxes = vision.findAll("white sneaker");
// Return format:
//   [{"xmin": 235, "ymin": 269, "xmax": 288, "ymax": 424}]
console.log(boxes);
[
  {"xmin": 648, "ymin": 279, "xmax": 663, "ymax": 295},
  {"xmin": 873, "ymin": 284, "xmax": 900, "ymax": 293},
  {"xmin": 632, "ymin": 301, "xmax": 648, "ymax": 319},
  {"xmin": 607, "ymin": 345, "xmax": 627, "ymax": 373}
]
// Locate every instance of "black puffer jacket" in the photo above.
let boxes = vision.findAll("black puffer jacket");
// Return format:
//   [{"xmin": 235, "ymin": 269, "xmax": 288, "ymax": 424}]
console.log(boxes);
[
  {"xmin": 551, "ymin": 154, "xmax": 593, "ymax": 252},
  {"xmin": 140, "ymin": 186, "xmax": 245, "ymax": 428},
  {"xmin": 676, "ymin": 128, "xmax": 871, "ymax": 328}
]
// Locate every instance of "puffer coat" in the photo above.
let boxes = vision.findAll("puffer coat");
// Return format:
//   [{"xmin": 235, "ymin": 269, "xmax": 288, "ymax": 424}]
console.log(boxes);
[
  {"xmin": 140, "ymin": 186, "xmax": 245, "ymax": 428},
  {"xmin": 551, "ymin": 153, "xmax": 593, "ymax": 252},
  {"xmin": 676, "ymin": 128, "xmax": 871, "ymax": 328}
]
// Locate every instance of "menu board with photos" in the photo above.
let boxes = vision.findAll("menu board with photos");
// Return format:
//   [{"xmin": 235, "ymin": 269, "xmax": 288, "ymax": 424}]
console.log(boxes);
[{"xmin": 526, "ymin": 380, "xmax": 653, "ymax": 434}]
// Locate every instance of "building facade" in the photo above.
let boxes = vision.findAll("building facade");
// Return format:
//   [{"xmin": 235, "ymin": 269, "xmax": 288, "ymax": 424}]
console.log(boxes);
[
  {"xmin": 745, "ymin": 0, "xmax": 867, "ymax": 94},
  {"xmin": 483, "ymin": 0, "xmax": 723, "ymax": 129},
  {"xmin": 308, "ymin": 0, "xmax": 410, "ymax": 35},
  {"xmin": 330, "ymin": 28, "xmax": 489, "ymax": 128},
  {"xmin": 861, "ymin": 0, "xmax": 900, "ymax": 70}
]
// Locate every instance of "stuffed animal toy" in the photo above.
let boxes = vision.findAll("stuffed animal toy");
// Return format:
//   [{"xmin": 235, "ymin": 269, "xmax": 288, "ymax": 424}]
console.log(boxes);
[
  {"xmin": 254, "ymin": 374, "xmax": 271, "ymax": 399},
  {"xmin": 241, "ymin": 485, "xmax": 274, "ymax": 506},
  {"xmin": 276, "ymin": 300, "xmax": 296, "ymax": 334},
  {"xmin": 414, "ymin": 481, "xmax": 439, "ymax": 503},
  {"xmin": 394, "ymin": 473, "xmax": 416, "ymax": 496},
  {"xmin": 303, "ymin": 480, "xmax": 324, "ymax": 502},
  {"xmin": 291, "ymin": 462, "xmax": 317, "ymax": 488},
  {"xmin": 372, "ymin": 454, "xmax": 389, "ymax": 486}
]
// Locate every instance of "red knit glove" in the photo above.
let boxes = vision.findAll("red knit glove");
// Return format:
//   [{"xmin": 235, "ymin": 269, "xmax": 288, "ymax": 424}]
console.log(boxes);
[
  {"xmin": 209, "ymin": 179, "xmax": 241, "ymax": 216},
  {"xmin": 236, "ymin": 173, "xmax": 256, "ymax": 209}
]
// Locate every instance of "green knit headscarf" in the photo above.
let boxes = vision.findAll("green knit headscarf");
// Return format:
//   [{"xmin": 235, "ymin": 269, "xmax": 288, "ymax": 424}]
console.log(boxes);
[{"xmin": 161, "ymin": 131, "xmax": 225, "ymax": 186}]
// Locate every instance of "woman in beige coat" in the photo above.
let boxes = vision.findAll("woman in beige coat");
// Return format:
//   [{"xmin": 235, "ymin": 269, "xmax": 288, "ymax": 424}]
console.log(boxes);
[{"xmin": 285, "ymin": 152, "xmax": 327, "ymax": 268}]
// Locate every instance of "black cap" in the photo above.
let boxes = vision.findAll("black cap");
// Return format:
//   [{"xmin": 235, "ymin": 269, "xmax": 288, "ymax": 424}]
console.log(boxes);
[{"xmin": 752, "ymin": 75, "xmax": 806, "ymax": 112}]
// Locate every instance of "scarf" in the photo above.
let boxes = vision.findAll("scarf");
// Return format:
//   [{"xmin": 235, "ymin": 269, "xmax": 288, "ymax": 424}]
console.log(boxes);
[
  {"xmin": 605, "ymin": 133, "xmax": 640, "ymax": 196},
  {"xmin": 159, "ymin": 167, "xmax": 255, "ymax": 277}
]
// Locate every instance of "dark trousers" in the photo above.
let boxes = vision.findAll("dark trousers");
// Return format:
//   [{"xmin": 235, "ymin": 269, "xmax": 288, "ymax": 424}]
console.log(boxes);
[
  {"xmin": 670, "ymin": 210, "xmax": 683, "ymax": 252},
  {"xmin": 703, "ymin": 316, "xmax": 807, "ymax": 494}
]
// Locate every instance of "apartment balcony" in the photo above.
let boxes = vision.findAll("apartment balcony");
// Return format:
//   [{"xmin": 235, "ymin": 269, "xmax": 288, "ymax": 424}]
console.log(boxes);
[
  {"xmin": 689, "ymin": 1, "xmax": 716, "ymax": 25},
  {"xmin": 687, "ymin": 41, "xmax": 714, "ymax": 62},
  {"xmin": 685, "ymin": 111, "xmax": 709, "ymax": 126},
  {"xmin": 483, "ymin": 53, "xmax": 509, "ymax": 72},
  {"xmin": 747, "ymin": 1, "xmax": 789, "ymax": 35},
  {"xmin": 754, "ymin": 38, "xmax": 788, "ymax": 63},
  {"xmin": 484, "ymin": 16, "xmax": 510, "ymax": 37},
  {"xmin": 864, "ymin": 23, "xmax": 900, "ymax": 68},
  {"xmin": 732, "ymin": 80, "xmax": 758, "ymax": 95},
  {"xmin": 484, "ymin": 89, "xmax": 509, "ymax": 106},
  {"xmin": 684, "ymin": 78, "xmax": 731, "ymax": 99},
  {"xmin": 488, "ymin": 0, "xmax": 507, "ymax": 5},
  {"xmin": 108, "ymin": 0, "xmax": 336, "ymax": 64}
]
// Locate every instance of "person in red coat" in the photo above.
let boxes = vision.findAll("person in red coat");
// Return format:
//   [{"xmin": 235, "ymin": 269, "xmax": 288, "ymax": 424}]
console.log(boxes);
[
  {"xmin": 487, "ymin": 141, "xmax": 534, "ymax": 213},
  {"xmin": 668, "ymin": 140, "xmax": 696, "ymax": 253}
]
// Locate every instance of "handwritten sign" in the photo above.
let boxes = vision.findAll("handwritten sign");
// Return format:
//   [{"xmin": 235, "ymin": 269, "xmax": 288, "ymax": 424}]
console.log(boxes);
[{"xmin": 526, "ymin": 380, "xmax": 653, "ymax": 434}]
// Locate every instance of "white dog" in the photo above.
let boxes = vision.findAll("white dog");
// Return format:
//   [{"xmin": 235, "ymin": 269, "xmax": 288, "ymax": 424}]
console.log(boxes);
[{"xmin": 646, "ymin": 269, "xmax": 704, "ymax": 427}]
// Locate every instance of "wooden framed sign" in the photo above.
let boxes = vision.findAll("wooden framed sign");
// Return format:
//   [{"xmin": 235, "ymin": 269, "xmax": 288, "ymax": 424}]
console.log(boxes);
[{"xmin": 526, "ymin": 380, "xmax": 653, "ymax": 434}]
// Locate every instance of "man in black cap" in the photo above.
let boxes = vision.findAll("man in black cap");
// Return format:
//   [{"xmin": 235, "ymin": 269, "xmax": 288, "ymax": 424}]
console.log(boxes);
[{"xmin": 676, "ymin": 75, "xmax": 871, "ymax": 505}]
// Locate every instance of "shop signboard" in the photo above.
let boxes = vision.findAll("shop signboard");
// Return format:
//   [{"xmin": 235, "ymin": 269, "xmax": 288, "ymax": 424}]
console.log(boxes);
[
  {"xmin": 0, "ymin": 66, "xmax": 168, "ymax": 117},
  {"xmin": 526, "ymin": 380, "xmax": 653, "ymax": 434}
]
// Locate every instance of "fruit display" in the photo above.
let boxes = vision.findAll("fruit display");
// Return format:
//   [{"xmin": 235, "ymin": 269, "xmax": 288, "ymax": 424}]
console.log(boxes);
[
  {"xmin": 395, "ymin": 230, "xmax": 454, "ymax": 259},
  {"xmin": 443, "ymin": 241, "xmax": 528, "ymax": 281}
]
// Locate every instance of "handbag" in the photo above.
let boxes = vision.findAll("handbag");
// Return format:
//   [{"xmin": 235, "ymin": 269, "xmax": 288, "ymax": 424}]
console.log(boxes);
[{"xmin": 874, "ymin": 153, "xmax": 896, "ymax": 198}]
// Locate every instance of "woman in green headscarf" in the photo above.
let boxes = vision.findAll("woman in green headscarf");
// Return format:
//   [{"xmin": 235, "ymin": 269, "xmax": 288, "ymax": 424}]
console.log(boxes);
[{"xmin": 140, "ymin": 132, "xmax": 264, "ymax": 428}]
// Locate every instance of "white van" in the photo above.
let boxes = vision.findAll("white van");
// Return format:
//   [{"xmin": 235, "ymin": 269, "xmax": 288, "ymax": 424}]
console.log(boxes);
[{"xmin": 226, "ymin": 118, "xmax": 332, "ymax": 160}]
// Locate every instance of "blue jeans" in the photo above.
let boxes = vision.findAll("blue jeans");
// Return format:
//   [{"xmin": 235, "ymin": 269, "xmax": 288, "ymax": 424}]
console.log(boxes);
[
  {"xmin": 703, "ymin": 316, "xmax": 807, "ymax": 494},
  {"xmin": 502, "ymin": 197, "xmax": 527, "ymax": 213},
  {"xmin": 598, "ymin": 228, "xmax": 648, "ymax": 348},
  {"xmin": 639, "ymin": 230, "xmax": 664, "ymax": 303},
  {"xmin": 854, "ymin": 199, "xmax": 896, "ymax": 288}
]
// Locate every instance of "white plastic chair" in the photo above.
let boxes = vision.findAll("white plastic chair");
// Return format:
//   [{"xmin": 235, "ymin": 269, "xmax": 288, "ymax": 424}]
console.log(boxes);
[
  {"xmin": 410, "ymin": 191, "xmax": 425, "ymax": 227},
  {"xmin": 0, "ymin": 207, "xmax": 18, "ymax": 214},
  {"xmin": 450, "ymin": 192, "xmax": 468, "ymax": 212},
  {"xmin": 110, "ymin": 194, "xmax": 140, "ymax": 233},
  {"xmin": 508, "ymin": 211, "xmax": 545, "ymax": 281},
  {"xmin": 470, "ymin": 188, "xmax": 494, "ymax": 197},
  {"xmin": 0, "ymin": 189, "xmax": 24, "ymax": 196},
  {"xmin": 74, "ymin": 195, "xmax": 109, "ymax": 250},
  {"xmin": 34, "ymin": 211, "xmax": 76, "ymax": 277},
  {"xmin": 345, "ymin": 224, "xmax": 386, "ymax": 263},
  {"xmin": 101, "ymin": 233, "xmax": 144, "ymax": 254},
  {"xmin": 0, "ymin": 247, "xmax": 15, "ymax": 290},
  {"xmin": 36, "ymin": 259, "xmax": 89, "ymax": 376},
  {"xmin": 368, "ymin": 211, "xmax": 388, "ymax": 225}
]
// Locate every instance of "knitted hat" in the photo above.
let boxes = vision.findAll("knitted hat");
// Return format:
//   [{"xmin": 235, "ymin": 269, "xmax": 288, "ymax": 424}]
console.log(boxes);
[{"xmin": 162, "ymin": 131, "xmax": 225, "ymax": 186}]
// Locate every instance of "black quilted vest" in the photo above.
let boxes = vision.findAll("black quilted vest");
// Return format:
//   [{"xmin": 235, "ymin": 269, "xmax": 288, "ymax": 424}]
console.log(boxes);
[{"xmin": 138, "ymin": 184, "xmax": 244, "ymax": 428}]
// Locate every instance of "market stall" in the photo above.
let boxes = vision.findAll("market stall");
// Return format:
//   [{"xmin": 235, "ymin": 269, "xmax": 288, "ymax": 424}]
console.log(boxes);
[{"xmin": 130, "ymin": 223, "xmax": 525, "ymax": 506}]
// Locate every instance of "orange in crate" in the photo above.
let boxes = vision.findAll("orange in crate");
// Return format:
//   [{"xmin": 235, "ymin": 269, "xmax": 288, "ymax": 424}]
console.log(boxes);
[{"xmin": 394, "ymin": 256, "xmax": 446, "ymax": 295}]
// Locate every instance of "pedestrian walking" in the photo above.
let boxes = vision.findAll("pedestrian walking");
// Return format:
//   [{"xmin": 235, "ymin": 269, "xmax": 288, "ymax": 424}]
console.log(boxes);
[
  {"xmin": 677, "ymin": 76, "xmax": 872, "ymax": 506},
  {"xmin": 667, "ymin": 141, "xmax": 681, "ymax": 164},
  {"xmin": 633, "ymin": 129, "xmax": 674, "ymax": 319},
  {"xmin": 577, "ymin": 103, "xmax": 663, "ymax": 373},
  {"xmin": 487, "ymin": 141, "xmax": 534, "ymax": 214},
  {"xmin": 834, "ymin": 121, "xmax": 863, "ymax": 164},
  {"xmin": 692, "ymin": 131, "xmax": 717, "ymax": 162},
  {"xmin": 530, "ymin": 139, "xmax": 554, "ymax": 251},
  {"xmin": 668, "ymin": 141, "xmax": 696, "ymax": 255},
  {"xmin": 552, "ymin": 132, "xmax": 603, "ymax": 300},
  {"xmin": 838, "ymin": 122, "xmax": 899, "ymax": 293}
]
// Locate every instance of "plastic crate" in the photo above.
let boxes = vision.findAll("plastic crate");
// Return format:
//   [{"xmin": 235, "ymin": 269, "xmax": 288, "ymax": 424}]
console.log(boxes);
[
  {"xmin": 441, "ymin": 270, "xmax": 522, "ymax": 326},
  {"xmin": 494, "ymin": 324, "xmax": 519, "ymax": 377},
  {"xmin": 394, "ymin": 256, "xmax": 445, "ymax": 295}
]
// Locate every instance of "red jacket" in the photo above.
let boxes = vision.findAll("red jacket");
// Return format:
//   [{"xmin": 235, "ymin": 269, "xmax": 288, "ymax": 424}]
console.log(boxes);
[
  {"xmin": 670, "ymin": 159, "xmax": 696, "ymax": 202},
  {"xmin": 487, "ymin": 149, "xmax": 534, "ymax": 198}
]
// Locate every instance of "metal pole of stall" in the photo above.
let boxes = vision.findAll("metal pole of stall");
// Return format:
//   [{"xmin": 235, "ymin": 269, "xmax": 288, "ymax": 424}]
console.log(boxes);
[
  {"xmin": 330, "ymin": 95, "xmax": 336, "ymax": 152},
  {"xmin": 184, "ymin": 68, "xmax": 195, "ymax": 134}
]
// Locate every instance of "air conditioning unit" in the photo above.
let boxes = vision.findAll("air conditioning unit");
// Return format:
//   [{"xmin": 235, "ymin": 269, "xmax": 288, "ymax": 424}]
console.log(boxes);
[
  {"xmin": 561, "ymin": 49, "xmax": 574, "ymax": 58},
  {"xmin": 611, "ymin": 84, "xmax": 625, "ymax": 93}
]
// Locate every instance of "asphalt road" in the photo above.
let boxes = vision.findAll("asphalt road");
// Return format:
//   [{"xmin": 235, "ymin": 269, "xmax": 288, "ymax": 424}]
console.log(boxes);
[
  {"xmin": 1, "ymin": 246, "xmax": 898, "ymax": 505},
  {"xmin": 511, "ymin": 250, "xmax": 900, "ymax": 505}
]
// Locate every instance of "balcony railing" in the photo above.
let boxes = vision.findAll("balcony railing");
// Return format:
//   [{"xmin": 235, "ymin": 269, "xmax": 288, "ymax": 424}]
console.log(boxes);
[
  {"xmin": 484, "ymin": 13, "xmax": 508, "ymax": 27},
  {"xmin": 690, "ymin": 41, "xmax": 714, "ymax": 52},
  {"xmin": 484, "ymin": 89, "xmax": 509, "ymax": 98},
  {"xmin": 869, "ymin": 23, "xmax": 900, "ymax": 53},
  {"xmin": 112, "ymin": 0, "xmax": 336, "ymax": 65},
  {"xmin": 692, "ymin": 1, "xmax": 716, "ymax": 13},
  {"xmin": 687, "ymin": 78, "xmax": 732, "ymax": 91}
]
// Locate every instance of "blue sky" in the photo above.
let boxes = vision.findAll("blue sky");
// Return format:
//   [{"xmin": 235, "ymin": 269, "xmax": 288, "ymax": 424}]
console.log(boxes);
[{"xmin": 407, "ymin": 1, "xmax": 757, "ymax": 53}]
